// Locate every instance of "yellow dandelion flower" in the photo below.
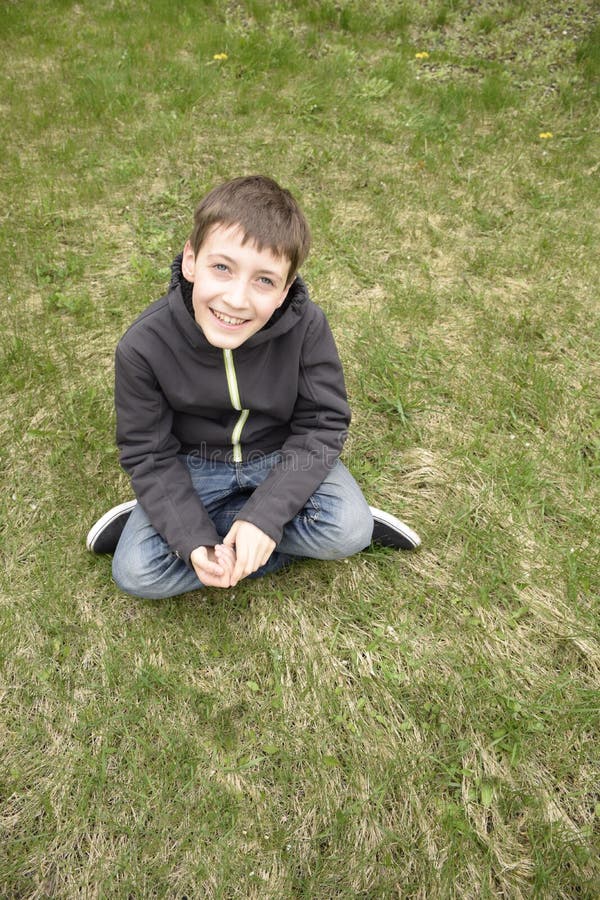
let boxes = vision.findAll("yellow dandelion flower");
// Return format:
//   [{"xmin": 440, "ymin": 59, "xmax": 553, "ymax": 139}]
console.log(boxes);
[
  {"xmin": 539, "ymin": 132, "xmax": 553, "ymax": 139},
  {"xmin": 213, "ymin": 53, "xmax": 228, "ymax": 61},
  {"xmin": 415, "ymin": 52, "xmax": 430, "ymax": 60}
]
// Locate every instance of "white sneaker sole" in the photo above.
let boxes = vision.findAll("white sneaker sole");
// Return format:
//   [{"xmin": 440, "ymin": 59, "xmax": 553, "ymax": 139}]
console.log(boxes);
[
  {"xmin": 86, "ymin": 499, "xmax": 137, "ymax": 552},
  {"xmin": 370, "ymin": 506, "xmax": 421, "ymax": 549}
]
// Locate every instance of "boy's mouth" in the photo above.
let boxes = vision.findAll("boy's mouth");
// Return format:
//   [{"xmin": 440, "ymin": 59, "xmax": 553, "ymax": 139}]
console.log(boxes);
[{"xmin": 210, "ymin": 308, "xmax": 249, "ymax": 327}]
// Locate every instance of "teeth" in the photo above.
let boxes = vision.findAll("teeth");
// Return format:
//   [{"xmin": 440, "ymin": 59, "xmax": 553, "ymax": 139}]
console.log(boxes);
[{"xmin": 213, "ymin": 309, "xmax": 246, "ymax": 326}]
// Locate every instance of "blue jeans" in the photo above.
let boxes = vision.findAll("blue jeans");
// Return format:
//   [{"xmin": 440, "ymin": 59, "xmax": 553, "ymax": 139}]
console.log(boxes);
[{"xmin": 112, "ymin": 453, "xmax": 374, "ymax": 599}]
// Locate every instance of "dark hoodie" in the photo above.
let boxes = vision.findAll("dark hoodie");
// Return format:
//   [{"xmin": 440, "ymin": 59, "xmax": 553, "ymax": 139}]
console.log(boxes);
[{"xmin": 115, "ymin": 256, "xmax": 351, "ymax": 565}]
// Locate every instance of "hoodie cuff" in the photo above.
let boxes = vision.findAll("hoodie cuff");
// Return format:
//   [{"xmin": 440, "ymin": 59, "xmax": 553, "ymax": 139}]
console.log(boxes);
[{"xmin": 176, "ymin": 525, "xmax": 222, "ymax": 569}]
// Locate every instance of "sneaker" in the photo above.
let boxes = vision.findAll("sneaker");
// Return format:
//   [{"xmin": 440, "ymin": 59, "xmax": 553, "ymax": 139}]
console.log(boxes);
[
  {"xmin": 370, "ymin": 506, "xmax": 421, "ymax": 550},
  {"xmin": 86, "ymin": 500, "xmax": 137, "ymax": 554}
]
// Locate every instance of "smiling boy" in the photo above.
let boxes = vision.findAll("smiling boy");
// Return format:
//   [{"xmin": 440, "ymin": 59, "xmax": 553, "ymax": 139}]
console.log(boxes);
[{"xmin": 87, "ymin": 176, "xmax": 420, "ymax": 598}]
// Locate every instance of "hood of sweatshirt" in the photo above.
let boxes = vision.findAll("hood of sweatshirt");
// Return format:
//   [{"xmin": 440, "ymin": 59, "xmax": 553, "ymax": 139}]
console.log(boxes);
[{"xmin": 167, "ymin": 252, "xmax": 310, "ymax": 352}]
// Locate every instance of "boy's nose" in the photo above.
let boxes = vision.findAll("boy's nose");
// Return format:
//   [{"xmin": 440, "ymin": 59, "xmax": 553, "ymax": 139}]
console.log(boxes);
[{"xmin": 224, "ymin": 279, "xmax": 249, "ymax": 308}]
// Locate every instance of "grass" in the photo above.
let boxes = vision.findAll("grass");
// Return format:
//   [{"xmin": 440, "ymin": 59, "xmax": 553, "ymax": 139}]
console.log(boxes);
[{"xmin": 1, "ymin": 0, "xmax": 599, "ymax": 896}]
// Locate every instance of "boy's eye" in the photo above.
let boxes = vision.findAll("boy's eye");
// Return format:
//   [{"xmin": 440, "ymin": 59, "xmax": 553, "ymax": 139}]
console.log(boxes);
[
  {"xmin": 213, "ymin": 263, "xmax": 229, "ymax": 272},
  {"xmin": 258, "ymin": 276, "xmax": 274, "ymax": 286}
]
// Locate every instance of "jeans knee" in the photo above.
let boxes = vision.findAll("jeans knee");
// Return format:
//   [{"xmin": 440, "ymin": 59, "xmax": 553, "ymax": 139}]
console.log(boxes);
[
  {"xmin": 112, "ymin": 550, "xmax": 172, "ymax": 599},
  {"xmin": 338, "ymin": 510, "xmax": 373, "ymax": 557},
  {"xmin": 113, "ymin": 541, "xmax": 205, "ymax": 599},
  {"xmin": 314, "ymin": 504, "xmax": 373, "ymax": 560},
  {"xmin": 112, "ymin": 553, "xmax": 146, "ymax": 598},
  {"xmin": 311, "ymin": 463, "xmax": 374, "ymax": 559},
  {"xmin": 353, "ymin": 512, "xmax": 375, "ymax": 554}
]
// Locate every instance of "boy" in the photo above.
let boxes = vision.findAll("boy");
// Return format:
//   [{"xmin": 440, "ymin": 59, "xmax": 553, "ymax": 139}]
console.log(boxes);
[{"xmin": 87, "ymin": 176, "xmax": 420, "ymax": 599}]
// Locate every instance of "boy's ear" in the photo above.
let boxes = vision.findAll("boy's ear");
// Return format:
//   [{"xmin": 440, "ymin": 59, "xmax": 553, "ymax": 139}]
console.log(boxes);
[
  {"xmin": 276, "ymin": 283, "xmax": 291, "ymax": 308},
  {"xmin": 181, "ymin": 240, "xmax": 196, "ymax": 282}
]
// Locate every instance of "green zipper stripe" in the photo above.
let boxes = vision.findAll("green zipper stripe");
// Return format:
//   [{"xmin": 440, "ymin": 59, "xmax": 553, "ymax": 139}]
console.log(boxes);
[
  {"xmin": 232, "ymin": 408, "xmax": 250, "ymax": 446},
  {"xmin": 223, "ymin": 349, "xmax": 249, "ymax": 462},
  {"xmin": 223, "ymin": 349, "xmax": 241, "ymax": 409}
]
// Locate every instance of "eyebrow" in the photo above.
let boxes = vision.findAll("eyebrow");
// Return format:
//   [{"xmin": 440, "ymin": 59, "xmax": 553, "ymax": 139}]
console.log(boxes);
[{"xmin": 207, "ymin": 253, "xmax": 283, "ymax": 281}]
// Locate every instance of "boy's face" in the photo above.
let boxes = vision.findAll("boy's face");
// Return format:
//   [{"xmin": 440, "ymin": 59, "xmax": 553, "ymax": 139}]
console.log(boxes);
[{"xmin": 181, "ymin": 224, "xmax": 291, "ymax": 350}]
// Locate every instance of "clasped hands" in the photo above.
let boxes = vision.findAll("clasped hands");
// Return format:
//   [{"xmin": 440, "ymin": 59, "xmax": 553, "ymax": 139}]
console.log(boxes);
[{"xmin": 190, "ymin": 520, "xmax": 276, "ymax": 588}]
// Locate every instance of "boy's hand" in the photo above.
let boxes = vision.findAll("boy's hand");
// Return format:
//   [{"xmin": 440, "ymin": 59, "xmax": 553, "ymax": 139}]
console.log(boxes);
[
  {"xmin": 190, "ymin": 544, "xmax": 236, "ymax": 588},
  {"xmin": 223, "ymin": 521, "xmax": 276, "ymax": 586}
]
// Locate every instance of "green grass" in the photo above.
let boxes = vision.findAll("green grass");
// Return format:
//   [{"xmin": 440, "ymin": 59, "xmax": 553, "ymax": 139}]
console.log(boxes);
[{"xmin": 1, "ymin": 0, "xmax": 599, "ymax": 896}]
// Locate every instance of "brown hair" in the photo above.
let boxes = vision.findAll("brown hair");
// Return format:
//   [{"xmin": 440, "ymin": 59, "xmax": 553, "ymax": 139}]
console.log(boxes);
[{"xmin": 189, "ymin": 176, "xmax": 311, "ymax": 285}]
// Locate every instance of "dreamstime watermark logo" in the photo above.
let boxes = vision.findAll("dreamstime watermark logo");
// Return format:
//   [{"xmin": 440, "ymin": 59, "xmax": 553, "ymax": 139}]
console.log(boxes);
[{"xmin": 184, "ymin": 441, "xmax": 345, "ymax": 472}]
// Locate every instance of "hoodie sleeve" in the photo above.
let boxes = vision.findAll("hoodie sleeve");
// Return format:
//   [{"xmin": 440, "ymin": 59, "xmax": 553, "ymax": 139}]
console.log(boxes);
[
  {"xmin": 115, "ymin": 342, "xmax": 221, "ymax": 564},
  {"xmin": 233, "ymin": 307, "xmax": 351, "ymax": 543}
]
